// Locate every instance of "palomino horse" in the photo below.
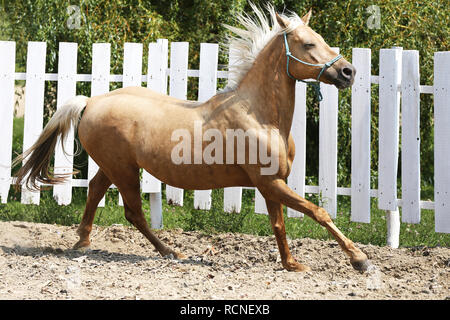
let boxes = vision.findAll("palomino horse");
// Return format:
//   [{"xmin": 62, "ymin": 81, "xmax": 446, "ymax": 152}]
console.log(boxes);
[{"xmin": 14, "ymin": 6, "xmax": 371, "ymax": 272}]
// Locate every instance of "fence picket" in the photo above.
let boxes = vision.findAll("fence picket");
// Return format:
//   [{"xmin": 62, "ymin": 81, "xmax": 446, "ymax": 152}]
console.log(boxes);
[
  {"xmin": 150, "ymin": 192, "xmax": 163, "ymax": 229},
  {"xmin": 53, "ymin": 42, "xmax": 78, "ymax": 205},
  {"xmin": 0, "ymin": 41, "xmax": 16, "ymax": 203},
  {"xmin": 123, "ymin": 43, "xmax": 143, "ymax": 87},
  {"xmin": 120, "ymin": 42, "xmax": 144, "ymax": 207},
  {"xmin": 223, "ymin": 45, "xmax": 243, "ymax": 213},
  {"xmin": 378, "ymin": 48, "xmax": 402, "ymax": 211},
  {"xmin": 379, "ymin": 47, "xmax": 402, "ymax": 248},
  {"xmin": 287, "ymin": 81, "xmax": 307, "ymax": 218},
  {"xmin": 401, "ymin": 50, "xmax": 421, "ymax": 223},
  {"xmin": 21, "ymin": 42, "xmax": 47, "ymax": 204},
  {"xmin": 143, "ymin": 39, "xmax": 167, "ymax": 194},
  {"xmin": 166, "ymin": 42, "xmax": 189, "ymax": 206},
  {"xmin": 351, "ymin": 48, "xmax": 371, "ymax": 223},
  {"xmin": 88, "ymin": 43, "xmax": 111, "ymax": 207},
  {"xmin": 145, "ymin": 39, "xmax": 168, "ymax": 229},
  {"xmin": 434, "ymin": 51, "xmax": 450, "ymax": 233},
  {"xmin": 224, "ymin": 187, "xmax": 242, "ymax": 213},
  {"xmin": 319, "ymin": 48, "xmax": 340, "ymax": 218},
  {"xmin": 194, "ymin": 43, "xmax": 219, "ymax": 210},
  {"xmin": 254, "ymin": 188, "xmax": 268, "ymax": 215}
]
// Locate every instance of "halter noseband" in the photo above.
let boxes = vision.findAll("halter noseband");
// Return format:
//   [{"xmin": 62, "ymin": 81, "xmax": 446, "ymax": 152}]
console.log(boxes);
[{"xmin": 283, "ymin": 32, "xmax": 342, "ymax": 101}]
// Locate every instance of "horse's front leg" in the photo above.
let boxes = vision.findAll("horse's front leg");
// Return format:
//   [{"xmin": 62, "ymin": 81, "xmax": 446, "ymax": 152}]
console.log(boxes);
[{"xmin": 257, "ymin": 177, "xmax": 371, "ymax": 272}]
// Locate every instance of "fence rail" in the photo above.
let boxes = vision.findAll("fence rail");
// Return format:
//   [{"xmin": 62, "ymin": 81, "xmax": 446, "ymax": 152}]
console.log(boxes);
[{"xmin": 1, "ymin": 40, "xmax": 449, "ymax": 246}]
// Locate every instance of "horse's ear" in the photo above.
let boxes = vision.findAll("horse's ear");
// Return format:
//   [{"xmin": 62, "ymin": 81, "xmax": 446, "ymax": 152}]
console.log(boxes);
[
  {"xmin": 276, "ymin": 12, "xmax": 290, "ymax": 29},
  {"xmin": 301, "ymin": 9, "xmax": 312, "ymax": 25}
]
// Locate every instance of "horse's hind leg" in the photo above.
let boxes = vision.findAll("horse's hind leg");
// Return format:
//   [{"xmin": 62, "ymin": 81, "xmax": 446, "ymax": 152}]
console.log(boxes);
[
  {"xmin": 73, "ymin": 168, "xmax": 111, "ymax": 249},
  {"xmin": 114, "ymin": 166, "xmax": 185, "ymax": 259}
]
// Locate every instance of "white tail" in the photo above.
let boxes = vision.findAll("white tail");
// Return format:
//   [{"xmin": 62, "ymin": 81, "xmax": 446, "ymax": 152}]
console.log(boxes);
[{"xmin": 13, "ymin": 95, "xmax": 88, "ymax": 190}]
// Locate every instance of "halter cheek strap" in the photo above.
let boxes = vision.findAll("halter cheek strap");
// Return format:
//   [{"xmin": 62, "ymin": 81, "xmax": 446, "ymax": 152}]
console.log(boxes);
[{"xmin": 283, "ymin": 32, "xmax": 342, "ymax": 101}]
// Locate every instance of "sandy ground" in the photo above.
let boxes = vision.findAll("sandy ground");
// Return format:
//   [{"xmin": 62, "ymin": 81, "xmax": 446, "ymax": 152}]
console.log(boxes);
[{"xmin": 0, "ymin": 220, "xmax": 448, "ymax": 300}]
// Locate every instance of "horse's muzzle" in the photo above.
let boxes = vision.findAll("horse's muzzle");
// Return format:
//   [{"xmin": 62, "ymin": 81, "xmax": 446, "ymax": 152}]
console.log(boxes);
[{"xmin": 334, "ymin": 63, "xmax": 356, "ymax": 89}]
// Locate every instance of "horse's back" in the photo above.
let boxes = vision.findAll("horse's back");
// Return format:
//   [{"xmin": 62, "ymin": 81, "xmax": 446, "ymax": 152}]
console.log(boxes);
[
  {"xmin": 79, "ymin": 86, "xmax": 202, "ymax": 144},
  {"xmin": 94, "ymin": 86, "xmax": 201, "ymax": 109},
  {"xmin": 77, "ymin": 86, "xmax": 205, "ymax": 172}
]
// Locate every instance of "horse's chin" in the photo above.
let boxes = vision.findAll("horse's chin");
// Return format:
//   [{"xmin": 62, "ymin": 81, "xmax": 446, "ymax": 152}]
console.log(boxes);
[
  {"xmin": 334, "ymin": 82, "xmax": 350, "ymax": 89},
  {"xmin": 333, "ymin": 78, "xmax": 353, "ymax": 89},
  {"xmin": 322, "ymin": 73, "xmax": 353, "ymax": 90}
]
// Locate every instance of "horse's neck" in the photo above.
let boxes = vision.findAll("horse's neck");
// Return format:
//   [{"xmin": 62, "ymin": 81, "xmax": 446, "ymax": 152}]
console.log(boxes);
[{"xmin": 236, "ymin": 34, "xmax": 296, "ymax": 138}]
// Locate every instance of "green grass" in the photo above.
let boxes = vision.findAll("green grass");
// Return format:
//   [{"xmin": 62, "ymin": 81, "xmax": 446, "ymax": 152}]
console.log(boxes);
[
  {"xmin": 3, "ymin": 117, "xmax": 449, "ymax": 248},
  {"xmin": 1, "ymin": 186, "xmax": 448, "ymax": 248},
  {"xmin": 161, "ymin": 189, "xmax": 449, "ymax": 247}
]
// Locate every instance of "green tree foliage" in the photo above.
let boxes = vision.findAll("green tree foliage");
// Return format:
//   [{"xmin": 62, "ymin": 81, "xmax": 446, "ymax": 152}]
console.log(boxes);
[
  {"xmin": 1, "ymin": 0, "xmax": 447, "ymax": 188},
  {"xmin": 2, "ymin": 0, "xmax": 175, "ymax": 74}
]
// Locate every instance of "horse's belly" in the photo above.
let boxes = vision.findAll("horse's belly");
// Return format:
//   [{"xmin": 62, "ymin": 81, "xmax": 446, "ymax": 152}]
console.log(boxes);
[{"xmin": 140, "ymin": 161, "xmax": 253, "ymax": 190}]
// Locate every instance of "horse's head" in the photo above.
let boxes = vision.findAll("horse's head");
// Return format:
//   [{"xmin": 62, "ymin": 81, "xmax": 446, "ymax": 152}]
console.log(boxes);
[{"xmin": 277, "ymin": 10, "xmax": 355, "ymax": 89}]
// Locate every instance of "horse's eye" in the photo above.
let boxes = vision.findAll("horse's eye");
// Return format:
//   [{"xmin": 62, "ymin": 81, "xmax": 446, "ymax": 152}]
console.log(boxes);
[{"xmin": 304, "ymin": 43, "xmax": 315, "ymax": 49}]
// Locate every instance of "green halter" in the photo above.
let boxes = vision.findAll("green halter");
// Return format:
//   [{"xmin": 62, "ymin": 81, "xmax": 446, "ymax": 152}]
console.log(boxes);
[{"xmin": 283, "ymin": 32, "xmax": 342, "ymax": 101}]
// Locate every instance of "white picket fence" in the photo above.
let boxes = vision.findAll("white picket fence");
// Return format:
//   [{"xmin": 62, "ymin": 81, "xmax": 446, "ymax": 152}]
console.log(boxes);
[{"xmin": 0, "ymin": 40, "xmax": 449, "ymax": 247}]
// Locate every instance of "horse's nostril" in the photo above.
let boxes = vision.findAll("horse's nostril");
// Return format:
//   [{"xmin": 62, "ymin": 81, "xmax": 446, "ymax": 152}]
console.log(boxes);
[{"xmin": 342, "ymin": 67, "xmax": 353, "ymax": 78}]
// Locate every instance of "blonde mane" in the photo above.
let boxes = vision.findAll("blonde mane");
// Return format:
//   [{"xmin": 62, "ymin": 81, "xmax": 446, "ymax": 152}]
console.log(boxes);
[{"xmin": 222, "ymin": 3, "xmax": 304, "ymax": 91}]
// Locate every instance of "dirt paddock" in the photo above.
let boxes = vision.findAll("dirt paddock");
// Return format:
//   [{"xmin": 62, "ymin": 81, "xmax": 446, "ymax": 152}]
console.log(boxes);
[{"xmin": 0, "ymin": 220, "xmax": 448, "ymax": 300}]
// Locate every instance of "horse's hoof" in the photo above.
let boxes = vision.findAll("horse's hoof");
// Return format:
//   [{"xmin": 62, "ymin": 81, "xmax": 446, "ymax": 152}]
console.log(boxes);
[
  {"xmin": 174, "ymin": 251, "xmax": 187, "ymax": 260},
  {"xmin": 284, "ymin": 261, "xmax": 311, "ymax": 272},
  {"xmin": 351, "ymin": 258, "xmax": 372, "ymax": 272},
  {"xmin": 73, "ymin": 240, "xmax": 91, "ymax": 251},
  {"xmin": 163, "ymin": 251, "xmax": 187, "ymax": 260}
]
